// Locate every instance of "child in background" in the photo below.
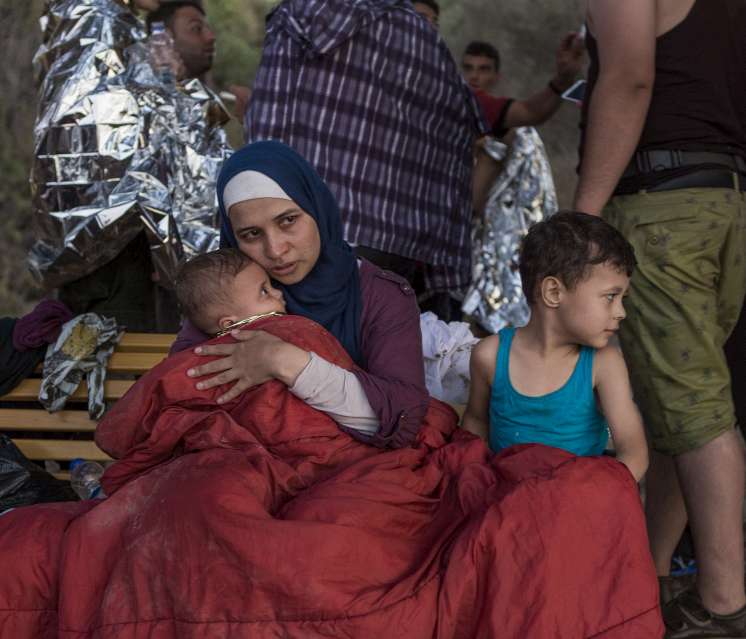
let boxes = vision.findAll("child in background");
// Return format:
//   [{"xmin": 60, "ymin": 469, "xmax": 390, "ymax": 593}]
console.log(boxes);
[
  {"xmin": 174, "ymin": 248, "xmax": 286, "ymax": 336},
  {"xmin": 462, "ymin": 211, "xmax": 648, "ymax": 481}
]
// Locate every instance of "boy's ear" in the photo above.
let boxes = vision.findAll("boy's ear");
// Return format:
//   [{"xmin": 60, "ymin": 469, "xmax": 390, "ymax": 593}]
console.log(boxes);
[{"xmin": 540, "ymin": 276, "xmax": 563, "ymax": 308}]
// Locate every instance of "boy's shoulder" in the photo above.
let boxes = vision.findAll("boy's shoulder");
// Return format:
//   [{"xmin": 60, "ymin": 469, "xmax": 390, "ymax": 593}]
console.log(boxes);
[
  {"xmin": 592, "ymin": 343, "xmax": 628, "ymax": 386},
  {"xmin": 471, "ymin": 333, "xmax": 501, "ymax": 375}
]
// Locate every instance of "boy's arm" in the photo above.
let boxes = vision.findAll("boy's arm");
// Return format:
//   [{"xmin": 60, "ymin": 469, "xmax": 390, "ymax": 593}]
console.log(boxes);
[
  {"xmin": 595, "ymin": 345, "xmax": 649, "ymax": 481},
  {"xmin": 461, "ymin": 337, "xmax": 498, "ymax": 441}
]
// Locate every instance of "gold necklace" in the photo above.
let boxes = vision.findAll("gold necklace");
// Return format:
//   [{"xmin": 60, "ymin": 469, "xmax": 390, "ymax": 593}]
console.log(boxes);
[{"xmin": 215, "ymin": 311, "xmax": 286, "ymax": 337}]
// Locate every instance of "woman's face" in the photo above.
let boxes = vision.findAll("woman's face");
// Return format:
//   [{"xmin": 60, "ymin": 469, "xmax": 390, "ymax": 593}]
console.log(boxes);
[{"xmin": 229, "ymin": 197, "xmax": 321, "ymax": 285}]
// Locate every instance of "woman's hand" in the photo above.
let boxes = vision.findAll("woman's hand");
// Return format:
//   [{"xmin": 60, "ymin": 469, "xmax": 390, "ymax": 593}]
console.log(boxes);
[{"xmin": 187, "ymin": 330, "xmax": 311, "ymax": 404}]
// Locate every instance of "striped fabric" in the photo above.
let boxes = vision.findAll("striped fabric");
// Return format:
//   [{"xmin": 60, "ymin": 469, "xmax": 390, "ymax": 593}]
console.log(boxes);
[{"xmin": 244, "ymin": 0, "xmax": 485, "ymax": 291}]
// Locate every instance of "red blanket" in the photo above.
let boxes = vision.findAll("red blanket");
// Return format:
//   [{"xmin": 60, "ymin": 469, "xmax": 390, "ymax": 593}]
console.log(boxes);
[{"xmin": 0, "ymin": 316, "xmax": 663, "ymax": 638}]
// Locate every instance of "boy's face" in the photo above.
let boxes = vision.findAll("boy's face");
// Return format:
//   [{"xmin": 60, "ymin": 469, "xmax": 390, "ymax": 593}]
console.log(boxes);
[
  {"xmin": 557, "ymin": 262, "xmax": 630, "ymax": 349},
  {"xmin": 217, "ymin": 262, "xmax": 286, "ymax": 331},
  {"xmin": 462, "ymin": 55, "xmax": 500, "ymax": 93}
]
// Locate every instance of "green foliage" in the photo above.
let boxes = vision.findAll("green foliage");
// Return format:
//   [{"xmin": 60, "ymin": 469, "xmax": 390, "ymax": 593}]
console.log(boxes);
[
  {"xmin": 205, "ymin": 0, "xmax": 278, "ymax": 89},
  {"xmin": 0, "ymin": 0, "xmax": 46, "ymax": 314}
]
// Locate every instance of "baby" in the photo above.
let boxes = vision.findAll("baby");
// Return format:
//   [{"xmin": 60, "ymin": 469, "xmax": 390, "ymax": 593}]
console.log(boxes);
[
  {"xmin": 175, "ymin": 248, "xmax": 286, "ymax": 336},
  {"xmin": 462, "ymin": 211, "xmax": 648, "ymax": 481}
]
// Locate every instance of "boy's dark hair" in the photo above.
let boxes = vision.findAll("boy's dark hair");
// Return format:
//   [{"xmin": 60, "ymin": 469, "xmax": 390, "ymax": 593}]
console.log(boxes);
[
  {"xmin": 415, "ymin": 0, "xmax": 440, "ymax": 16},
  {"xmin": 146, "ymin": 1, "xmax": 204, "ymax": 32},
  {"xmin": 175, "ymin": 248, "xmax": 252, "ymax": 333},
  {"xmin": 519, "ymin": 211, "xmax": 637, "ymax": 306},
  {"xmin": 464, "ymin": 41, "xmax": 501, "ymax": 73}
]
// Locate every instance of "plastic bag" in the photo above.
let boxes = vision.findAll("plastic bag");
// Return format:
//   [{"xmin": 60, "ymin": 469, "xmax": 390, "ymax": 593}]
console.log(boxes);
[
  {"xmin": 420, "ymin": 312, "xmax": 479, "ymax": 405},
  {"xmin": 0, "ymin": 435, "xmax": 78, "ymax": 510}
]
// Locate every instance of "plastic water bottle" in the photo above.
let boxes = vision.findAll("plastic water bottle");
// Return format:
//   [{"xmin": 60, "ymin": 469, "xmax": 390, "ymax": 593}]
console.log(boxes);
[
  {"xmin": 148, "ymin": 21, "xmax": 183, "ymax": 84},
  {"xmin": 69, "ymin": 458, "xmax": 106, "ymax": 500}
]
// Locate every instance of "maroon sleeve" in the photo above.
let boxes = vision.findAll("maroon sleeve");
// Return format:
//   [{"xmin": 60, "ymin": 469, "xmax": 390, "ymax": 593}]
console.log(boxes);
[
  {"xmin": 347, "ymin": 260, "xmax": 430, "ymax": 449},
  {"xmin": 472, "ymin": 89, "xmax": 513, "ymax": 137},
  {"xmin": 169, "ymin": 318, "xmax": 210, "ymax": 355}
]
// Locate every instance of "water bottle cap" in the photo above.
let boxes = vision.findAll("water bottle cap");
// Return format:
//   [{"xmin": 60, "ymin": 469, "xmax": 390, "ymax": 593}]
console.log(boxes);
[
  {"xmin": 152, "ymin": 21, "xmax": 166, "ymax": 34},
  {"xmin": 69, "ymin": 458, "xmax": 85, "ymax": 471}
]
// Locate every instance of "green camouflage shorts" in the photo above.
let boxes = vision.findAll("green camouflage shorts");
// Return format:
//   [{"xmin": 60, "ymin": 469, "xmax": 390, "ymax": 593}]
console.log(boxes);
[{"xmin": 603, "ymin": 184, "xmax": 746, "ymax": 455}]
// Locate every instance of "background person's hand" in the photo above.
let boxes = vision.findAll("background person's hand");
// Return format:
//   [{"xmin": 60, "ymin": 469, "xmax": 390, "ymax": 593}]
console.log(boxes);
[
  {"xmin": 187, "ymin": 330, "xmax": 310, "ymax": 404},
  {"xmin": 554, "ymin": 31, "xmax": 586, "ymax": 88},
  {"xmin": 227, "ymin": 84, "xmax": 252, "ymax": 121}
]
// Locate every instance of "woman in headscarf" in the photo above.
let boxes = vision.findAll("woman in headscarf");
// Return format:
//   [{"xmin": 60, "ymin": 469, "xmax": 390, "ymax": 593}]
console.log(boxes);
[{"xmin": 173, "ymin": 141, "xmax": 429, "ymax": 448}]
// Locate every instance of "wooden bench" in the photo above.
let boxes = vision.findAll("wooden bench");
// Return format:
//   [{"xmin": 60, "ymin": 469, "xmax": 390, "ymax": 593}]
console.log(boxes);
[{"xmin": 0, "ymin": 333, "xmax": 174, "ymax": 475}]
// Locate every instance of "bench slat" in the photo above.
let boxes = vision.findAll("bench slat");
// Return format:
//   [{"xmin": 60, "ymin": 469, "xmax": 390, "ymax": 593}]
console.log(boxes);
[
  {"xmin": 16, "ymin": 439, "xmax": 110, "ymax": 462},
  {"xmin": 0, "ymin": 409, "xmax": 97, "ymax": 431},
  {"xmin": 33, "ymin": 351, "xmax": 166, "ymax": 375},
  {"xmin": 117, "ymin": 333, "xmax": 176, "ymax": 353},
  {"xmin": 0, "ymin": 379, "xmax": 135, "ymax": 402},
  {"xmin": 100, "ymin": 351, "xmax": 167, "ymax": 374}
]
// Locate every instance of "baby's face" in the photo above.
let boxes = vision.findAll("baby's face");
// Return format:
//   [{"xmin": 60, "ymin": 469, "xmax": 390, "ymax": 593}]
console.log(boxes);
[{"xmin": 218, "ymin": 262, "xmax": 286, "ymax": 330}]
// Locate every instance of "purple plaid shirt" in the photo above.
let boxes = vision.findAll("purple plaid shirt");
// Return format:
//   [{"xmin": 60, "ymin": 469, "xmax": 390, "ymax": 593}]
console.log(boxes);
[{"xmin": 244, "ymin": 0, "xmax": 485, "ymax": 290}]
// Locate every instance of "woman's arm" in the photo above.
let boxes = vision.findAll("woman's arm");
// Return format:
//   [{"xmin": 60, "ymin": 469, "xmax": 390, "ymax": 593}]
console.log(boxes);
[
  {"xmin": 170, "ymin": 318, "xmax": 209, "ymax": 355},
  {"xmin": 290, "ymin": 353, "xmax": 378, "ymax": 434},
  {"xmin": 185, "ymin": 330, "xmax": 381, "ymax": 433},
  {"xmin": 350, "ymin": 264, "xmax": 430, "ymax": 448},
  {"xmin": 187, "ymin": 330, "xmax": 310, "ymax": 402},
  {"xmin": 595, "ymin": 345, "xmax": 649, "ymax": 481}
]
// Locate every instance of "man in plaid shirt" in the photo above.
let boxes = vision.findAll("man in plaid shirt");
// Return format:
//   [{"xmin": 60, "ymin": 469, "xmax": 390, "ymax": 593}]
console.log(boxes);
[{"xmin": 244, "ymin": 0, "xmax": 485, "ymax": 320}]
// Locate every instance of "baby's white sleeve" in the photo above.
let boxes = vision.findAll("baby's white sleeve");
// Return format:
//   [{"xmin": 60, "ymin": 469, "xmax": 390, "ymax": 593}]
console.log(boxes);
[{"xmin": 289, "ymin": 352, "xmax": 380, "ymax": 434}]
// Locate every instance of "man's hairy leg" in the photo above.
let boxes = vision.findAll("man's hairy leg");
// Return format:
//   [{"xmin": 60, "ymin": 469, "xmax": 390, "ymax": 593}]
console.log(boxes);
[
  {"xmin": 675, "ymin": 428, "xmax": 746, "ymax": 614},
  {"xmin": 645, "ymin": 449, "xmax": 688, "ymax": 576}
]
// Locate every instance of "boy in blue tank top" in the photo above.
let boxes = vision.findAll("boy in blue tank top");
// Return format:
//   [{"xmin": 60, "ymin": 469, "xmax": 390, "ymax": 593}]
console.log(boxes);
[{"xmin": 462, "ymin": 211, "xmax": 648, "ymax": 481}]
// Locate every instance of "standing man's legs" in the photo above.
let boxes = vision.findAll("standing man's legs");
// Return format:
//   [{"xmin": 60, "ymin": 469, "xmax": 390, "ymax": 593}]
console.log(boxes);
[
  {"xmin": 675, "ymin": 429, "xmax": 745, "ymax": 613},
  {"xmin": 724, "ymin": 303, "xmax": 745, "ymax": 429},
  {"xmin": 604, "ymin": 186, "xmax": 746, "ymax": 616},
  {"xmin": 645, "ymin": 449, "xmax": 688, "ymax": 577}
]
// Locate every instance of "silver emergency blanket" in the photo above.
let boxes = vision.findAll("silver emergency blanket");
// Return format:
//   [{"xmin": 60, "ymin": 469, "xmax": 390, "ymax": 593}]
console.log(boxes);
[
  {"xmin": 28, "ymin": 0, "xmax": 232, "ymax": 289},
  {"xmin": 38, "ymin": 313, "xmax": 123, "ymax": 419},
  {"xmin": 462, "ymin": 127, "xmax": 558, "ymax": 332}
]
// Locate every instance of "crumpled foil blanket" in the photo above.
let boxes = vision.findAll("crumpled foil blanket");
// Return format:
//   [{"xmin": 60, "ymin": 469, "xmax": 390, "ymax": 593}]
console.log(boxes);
[
  {"xmin": 463, "ymin": 127, "xmax": 558, "ymax": 333},
  {"xmin": 29, "ymin": 0, "xmax": 232, "ymax": 289}
]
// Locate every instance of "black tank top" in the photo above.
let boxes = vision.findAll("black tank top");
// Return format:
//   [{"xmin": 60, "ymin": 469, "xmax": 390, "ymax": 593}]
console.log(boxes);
[{"xmin": 581, "ymin": 0, "xmax": 746, "ymax": 190}]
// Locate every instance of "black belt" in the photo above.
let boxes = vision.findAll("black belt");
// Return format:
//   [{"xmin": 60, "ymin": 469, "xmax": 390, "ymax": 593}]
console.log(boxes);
[
  {"xmin": 622, "ymin": 150, "xmax": 746, "ymax": 179},
  {"xmin": 642, "ymin": 169, "xmax": 745, "ymax": 193}
]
